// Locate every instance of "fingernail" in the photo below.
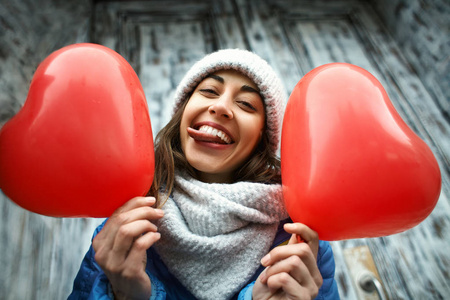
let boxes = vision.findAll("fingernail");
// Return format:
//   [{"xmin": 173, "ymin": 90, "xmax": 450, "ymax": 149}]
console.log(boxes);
[
  {"xmin": 155, "ymin": 208, "xmax": 164, "ymax": 216},
  {"xmin": 259, "ymin": 269, "xmax": 266, "ymax": 282},
  {"xmin": 145, "ymin": 197, "xmax": 156, "ymax": 204},
  {"xmin": 261, "ymin": 254, "xmax": 270, "ymax": 266}
]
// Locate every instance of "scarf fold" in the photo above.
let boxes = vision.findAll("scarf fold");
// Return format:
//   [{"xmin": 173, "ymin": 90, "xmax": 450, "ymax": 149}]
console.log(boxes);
[{"xmin": 154, "ymin": 175, "xmax": 288, "ymax": 300}]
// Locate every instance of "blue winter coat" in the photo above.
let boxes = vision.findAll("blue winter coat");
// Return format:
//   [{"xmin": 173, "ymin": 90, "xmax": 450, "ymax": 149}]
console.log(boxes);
[{"xmin": 68, "ymin": 219, "xmax": 339, "ymax": 299}]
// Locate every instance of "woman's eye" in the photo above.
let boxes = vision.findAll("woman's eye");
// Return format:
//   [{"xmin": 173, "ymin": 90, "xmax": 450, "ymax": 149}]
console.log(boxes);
[
  {"xmin": 238, "ymin": 101, "xmax": 257, "ymax": 111},
  {"xmin": 199, "ymin": 89, "xmax": 219, "ymax": 96}
]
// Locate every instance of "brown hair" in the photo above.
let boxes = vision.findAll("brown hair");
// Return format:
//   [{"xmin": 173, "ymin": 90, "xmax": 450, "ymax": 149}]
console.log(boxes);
[{"xmin": 148, "ymin": 94, "xmax": 281, "ymax": 208}]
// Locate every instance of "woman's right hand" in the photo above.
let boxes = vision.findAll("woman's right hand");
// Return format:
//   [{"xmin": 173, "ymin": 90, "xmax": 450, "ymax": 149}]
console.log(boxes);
[{"xmin": 92, "ymin": 196, "xmax": 164, "ymax": 300}]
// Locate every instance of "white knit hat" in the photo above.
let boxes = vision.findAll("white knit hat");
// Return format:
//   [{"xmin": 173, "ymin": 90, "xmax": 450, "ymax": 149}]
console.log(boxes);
[{"xmin": 173, "ymin": 49, "xmax": 286, "ymax": 154}]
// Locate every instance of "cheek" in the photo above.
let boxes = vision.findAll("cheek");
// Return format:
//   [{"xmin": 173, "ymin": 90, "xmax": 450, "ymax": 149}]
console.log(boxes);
[
  {"xmin": 243, "ymin": 119, "xmax": 265, "ymax": 149},
  {"xmin": 180, "ymin": 99, "xmax": 201, "ymax": 127},
  {"xmin": 179, "ymin": 110, "xmax": 192, "ymax": 152},
  {"xmin": 252, "ymin": 115, "xmax": 265, "ymax": 139}
]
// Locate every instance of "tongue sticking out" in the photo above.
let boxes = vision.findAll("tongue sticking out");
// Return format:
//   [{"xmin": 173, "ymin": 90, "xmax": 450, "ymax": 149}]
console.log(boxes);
[{"xmin": 187, "ymin": 127, "xmax": 233, "ymax": 145}]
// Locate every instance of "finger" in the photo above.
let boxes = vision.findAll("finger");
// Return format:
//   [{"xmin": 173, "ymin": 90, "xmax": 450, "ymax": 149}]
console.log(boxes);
[
  {"xmin": 99, "ymin": 197, "xmax": 157, "ymax": 239},
  {"xmin": 261, "ymin": 255, "xmax": 307, "ymax": 285},
  {"xmin": 267, "ymin": 271, "xmax": 319, "ymax": 300},
  {"xmin": 284, "ymin": 223, "xmax": 319, "ymax": 258},
  {"xmin": 112, "ymin": 219, "xmax": 158, "ymax": 254},
  {"xmin": 125, "ymin": 231, "xmax": 161, "ymax": 266},
  {"xmin": 113, "ymin": 197, "xmax": 156, "ymax": 215},
  {"xmin": 266, "ymin": 271, "xmax": 301, "ymax": 295},
  {"xmin": 284, "ymin": 223, "xmax": 318, "ymax": 244},
  {"xmin": 95, "ymin": 226, "xmax": 160, "ymax": 281},
  {"xmin": 98, "ymin": 220, "xmax": 158, "ymax": 271},
  {"xmin": 289, "ymin": 233, "xmax": 300, "ymax": 244},
  {"xmin": 261, "ymin": 253, "xmax": 320, "ymax": 287},
  {"xmin": 261, "ymin": 243, "xmax": 322, "ymax": 286},
  {"xmin": 113, "ymin": 206, "xmax": 164, "ymax": 226},
  {"xmin": 96, "ymin": 205, "xmax": 163, "ymax": 251},
  {"xmin": 261, "ymin": 243, "xmax": 315, "ymax": 268}
]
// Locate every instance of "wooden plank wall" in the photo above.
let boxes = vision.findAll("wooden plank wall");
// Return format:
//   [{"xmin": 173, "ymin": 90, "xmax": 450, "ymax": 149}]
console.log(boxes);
[
  {"xmin": 370, "ymin": 0, "xmax": 450, "ymax": 123},
  {"xmin": 0, "ymin": 0, "xmax": 449, "ymax": 299},
  {"xmin": 0, "ymin": 1, "xmax": 103, "ymax": 299}
]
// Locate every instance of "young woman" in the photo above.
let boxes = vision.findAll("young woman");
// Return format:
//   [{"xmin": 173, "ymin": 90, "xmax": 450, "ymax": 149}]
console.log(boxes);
[{"xmin": 69, "ymin": 49, "xmax": 339, "ymax": 300}]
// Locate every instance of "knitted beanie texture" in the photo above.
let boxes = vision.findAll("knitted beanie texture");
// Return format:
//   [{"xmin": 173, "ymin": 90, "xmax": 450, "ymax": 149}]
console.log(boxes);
[{"xmin": 172, "ymin": 49, "xmax": 286, "ymax": 153}]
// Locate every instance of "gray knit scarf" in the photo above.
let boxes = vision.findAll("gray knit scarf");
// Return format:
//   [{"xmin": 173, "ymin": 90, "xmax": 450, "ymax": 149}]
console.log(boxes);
[{"xmin": 154, "ymin": 174, "xmax": 288, "ymax": 300}]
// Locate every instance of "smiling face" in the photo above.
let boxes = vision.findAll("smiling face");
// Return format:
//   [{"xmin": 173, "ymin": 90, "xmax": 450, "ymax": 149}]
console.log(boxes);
[{"xmin": 180, "ymin": 69, "xmax": 266, "ymax": 183}]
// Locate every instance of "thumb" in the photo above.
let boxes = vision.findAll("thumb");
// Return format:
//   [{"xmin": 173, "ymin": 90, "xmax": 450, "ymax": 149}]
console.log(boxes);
[
  {"xmin": 284, "ymin": 223, "xmax": 319, "ymax": 258},
  {"xmin": 285, "ymin": 223, "xmax": 306, "ymax": 245}
]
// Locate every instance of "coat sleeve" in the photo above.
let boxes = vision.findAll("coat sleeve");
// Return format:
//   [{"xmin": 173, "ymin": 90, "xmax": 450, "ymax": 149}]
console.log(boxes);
[
  {"xmin": 315, "ymin": 240, "xmax": 340, "ymax": 299},
  {"xmin": 67, "ymin": 222, "xmax": 111, "ymax": 300},
  {"xmin": 237, "ymin": 240, "xmax": 340, "ymax": 300},
  {"xmin": 67, "ymin": 221, "xmax": 167, "ymax": 300}
]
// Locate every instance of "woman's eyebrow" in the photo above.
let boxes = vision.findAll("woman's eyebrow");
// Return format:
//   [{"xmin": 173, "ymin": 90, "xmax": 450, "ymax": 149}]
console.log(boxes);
[
  {"xmin": 207, "ymin": 74, "xmax": 224, "ymax": 83},
  {"xmin": 206, "ymin": 74, "xmax": 260, "ymax": 94},
  {"xmin": 241, "ymin": 85, "xmax": 260, "ymax": 94}
]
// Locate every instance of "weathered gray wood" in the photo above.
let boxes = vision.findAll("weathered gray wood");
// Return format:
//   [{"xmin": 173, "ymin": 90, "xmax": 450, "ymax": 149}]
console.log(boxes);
[
  {"xmin": 0, "ymin": 0, "xmax": 448, "ymax": 299},
  {"xmin": 0, "ymin": 1, "xmax": 104, "ymax": 299},
  {"xmin": 369, "ymin": 0, "xmax": 450, "ymax": 123}
]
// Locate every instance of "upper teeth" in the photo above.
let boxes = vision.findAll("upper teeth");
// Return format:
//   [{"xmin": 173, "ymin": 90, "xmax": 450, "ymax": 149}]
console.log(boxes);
[{"xmin": 198, "ymin": 125, "xmax": 232, "ymax": 144}]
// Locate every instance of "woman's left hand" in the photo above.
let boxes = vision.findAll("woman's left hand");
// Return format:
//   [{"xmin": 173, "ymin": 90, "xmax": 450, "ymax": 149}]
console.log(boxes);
[{"xmin": 252, "ymin": 223, "xmax": 323, "ymax": 300}]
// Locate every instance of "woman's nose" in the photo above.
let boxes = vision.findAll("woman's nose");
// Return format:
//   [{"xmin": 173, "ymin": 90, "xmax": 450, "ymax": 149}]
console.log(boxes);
[{"xmin": 208, "ymin": 96, "xmax": 233, "ymax": 119}]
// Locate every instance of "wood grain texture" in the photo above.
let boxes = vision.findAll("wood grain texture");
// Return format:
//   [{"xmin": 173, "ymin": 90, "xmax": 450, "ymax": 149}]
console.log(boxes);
[
  {"xmin": 0, "ymin": 0, "xmax": 448, "ymax": 299},
  {"xmin": 0, "ymin": 0, "xmax": 104, "ymax": 299},
  {"xmin": 369, "ymin": 0, "xmax": 450, "ymax": 123}
]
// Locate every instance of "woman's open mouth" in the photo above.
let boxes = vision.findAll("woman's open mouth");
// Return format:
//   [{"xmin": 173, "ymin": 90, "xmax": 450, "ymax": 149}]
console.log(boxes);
[{"xmin": 187, "ymin": 125, "xmax": 234, "ymax": 145}]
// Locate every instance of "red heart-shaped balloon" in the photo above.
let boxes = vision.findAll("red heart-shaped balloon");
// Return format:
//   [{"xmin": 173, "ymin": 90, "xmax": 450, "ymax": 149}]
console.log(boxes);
[
  {"xmin": 0, "ymin": 43, "xmax": 154, "ymax": 217},
  {"xmin": 281, "ymin": 63, "xmax": 441, "ymax": 241}
]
